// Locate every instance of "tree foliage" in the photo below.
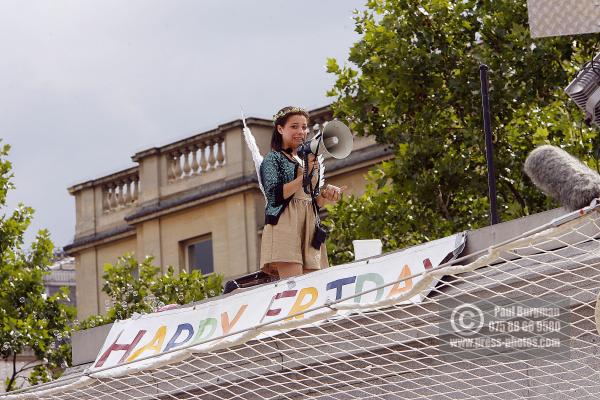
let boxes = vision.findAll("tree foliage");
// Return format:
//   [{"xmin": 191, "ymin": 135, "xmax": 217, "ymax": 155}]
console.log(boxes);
[
  {"xmin": 325, "ymin": 0, "xmax": 600, "ymax": 264},
  {"xmin": 78, "ymin": 255, "xmax": 223, "ymax": 329},
  {"xmin": 0, "ymin": 141, "xmax": 75, "ymax": 391}
]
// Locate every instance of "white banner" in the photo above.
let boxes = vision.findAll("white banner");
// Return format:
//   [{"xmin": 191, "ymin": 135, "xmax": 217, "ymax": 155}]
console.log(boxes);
[{"xmin": 91, "ymin": 233, "xmax": 465, "ymax": 373}]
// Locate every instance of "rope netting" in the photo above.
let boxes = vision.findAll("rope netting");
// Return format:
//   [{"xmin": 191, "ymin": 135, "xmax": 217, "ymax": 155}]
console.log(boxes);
[{"xmin": 6, "ymin": 207, "xmax": 600, "ymax": 399}]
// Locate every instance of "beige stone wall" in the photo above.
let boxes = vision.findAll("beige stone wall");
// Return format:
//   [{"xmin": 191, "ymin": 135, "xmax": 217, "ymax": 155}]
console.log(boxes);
[
  {"xmin": 136, "ymin": 219, "xmax": 163, "ymax": 268},
  {"xmin": 157, "ymin": 192, "xmax": 258, "ymax": 278},
  {"xmin": 75, "ymin": 249, "xmax": 99, "ymax": 320},
  {"xmin": 75, "ymin": 237, "xmax": 137, "ymax": 319},
  {"xmin": 75, "ymin": 193, "xmax": 265, "ymax": 318},
  {"xmin": 74, "ymin": 187, "xmax": 95, "ymax": 237}
]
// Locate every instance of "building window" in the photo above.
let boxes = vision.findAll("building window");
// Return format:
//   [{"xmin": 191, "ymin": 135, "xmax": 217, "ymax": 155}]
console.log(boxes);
[{"xmin": 186, "ymin": 235, "xmax": 214, "ymax": 275}]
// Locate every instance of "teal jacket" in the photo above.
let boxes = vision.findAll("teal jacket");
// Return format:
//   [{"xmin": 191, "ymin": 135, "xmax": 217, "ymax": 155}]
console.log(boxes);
[{"xmin": 260, "ymin": 151, "xmax": 299, "ymax": 225}]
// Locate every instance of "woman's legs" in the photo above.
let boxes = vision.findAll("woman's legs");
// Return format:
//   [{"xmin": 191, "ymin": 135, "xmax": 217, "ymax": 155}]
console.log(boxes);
[{"xmin": 272, "ymin": 262, "xmax": 303, "ymax": 279}]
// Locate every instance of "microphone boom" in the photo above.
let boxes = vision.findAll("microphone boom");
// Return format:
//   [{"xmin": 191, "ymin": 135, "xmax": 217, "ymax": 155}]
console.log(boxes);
[{"xmin": 524, "ymin": 145, "xmax": 600, "ymax": 211}]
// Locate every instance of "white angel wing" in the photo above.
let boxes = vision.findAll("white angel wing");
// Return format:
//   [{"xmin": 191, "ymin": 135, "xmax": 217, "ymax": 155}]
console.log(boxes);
[
  {"xmin": 318, "ymin": 154, "xmax": 325, "ymax": 188},
  {"xmin": 242, "ymin": 127, "xmax": 265, "ymax": 198}
]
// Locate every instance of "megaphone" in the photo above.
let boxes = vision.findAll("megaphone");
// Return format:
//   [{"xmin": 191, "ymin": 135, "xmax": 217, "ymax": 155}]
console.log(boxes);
[{"xmin": 297, "ymin": 119, "xmax": 353, "ymax": 159}]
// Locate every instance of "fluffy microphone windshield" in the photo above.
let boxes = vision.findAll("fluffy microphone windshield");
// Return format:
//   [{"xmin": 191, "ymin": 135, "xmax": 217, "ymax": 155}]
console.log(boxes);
[{"xmin": 524, "ymin": 145, "xmax": 600, "ymax": 211}]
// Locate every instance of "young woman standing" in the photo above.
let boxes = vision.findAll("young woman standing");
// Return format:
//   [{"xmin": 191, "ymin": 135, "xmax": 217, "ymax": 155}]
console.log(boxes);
[{"xmin": 259, "ymin": 106, "xmax": 345, "ymax": 279}]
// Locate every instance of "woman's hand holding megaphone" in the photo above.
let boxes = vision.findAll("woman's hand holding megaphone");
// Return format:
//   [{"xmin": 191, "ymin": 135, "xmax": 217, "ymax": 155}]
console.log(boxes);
[{"xmin": 293, "ymin": 153, "xmax": 346, "ymax": 203}]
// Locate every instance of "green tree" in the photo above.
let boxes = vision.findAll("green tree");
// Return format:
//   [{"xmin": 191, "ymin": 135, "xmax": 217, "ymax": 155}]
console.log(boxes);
[
  {"xmin": 325, "ymin": 0, "xmax": 599, "ymax": 264},
  {"xmin": 0, "ymin": 141, "xmax": 75, "ymax": 391},
  {"xmin": 78, "ymin": 254, "xmax": 223, "ymax": 329}
]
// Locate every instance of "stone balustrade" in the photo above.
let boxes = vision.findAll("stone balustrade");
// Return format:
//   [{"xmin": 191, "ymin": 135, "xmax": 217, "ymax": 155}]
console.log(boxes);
[
  {"xmin": 166, "ymin": 133, "xmax": 225, "ymax": 182},
  {"xmin": 102, "ymin": 170, "xmax": 140, "ymax": 213}
]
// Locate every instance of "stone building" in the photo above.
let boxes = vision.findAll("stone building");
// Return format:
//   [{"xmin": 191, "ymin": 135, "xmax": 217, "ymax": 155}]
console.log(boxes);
[{"xmin": 64, "ymin": 106, "xmax": 392, "ymax": 319}]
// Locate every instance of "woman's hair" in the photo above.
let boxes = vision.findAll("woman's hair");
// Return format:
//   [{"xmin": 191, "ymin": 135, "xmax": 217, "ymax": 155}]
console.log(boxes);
[{"xmin": 271, "ymin": 106, "xmax": 310, "ymax": 151}]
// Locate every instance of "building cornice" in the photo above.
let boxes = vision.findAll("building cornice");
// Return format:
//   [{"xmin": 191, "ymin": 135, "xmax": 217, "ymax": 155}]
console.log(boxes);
[
  {"xmin": 64, "ymin": 225, "xmax": 137, "ymax": 255},
  {"xmin": 124, "ymin": 175, "xmax": 261, "ymax": 225}
]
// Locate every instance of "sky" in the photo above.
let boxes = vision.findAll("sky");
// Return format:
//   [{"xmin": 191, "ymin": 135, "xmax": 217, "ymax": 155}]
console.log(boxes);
[{"xmin": 0, "ymin": 0, "xmax": 366, "ymax": 249}]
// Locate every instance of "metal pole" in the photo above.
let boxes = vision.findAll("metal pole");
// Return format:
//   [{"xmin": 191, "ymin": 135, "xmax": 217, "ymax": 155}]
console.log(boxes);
[{"xmin": 479, "ymin": 64, "xmax": 499, "ymax": 225}]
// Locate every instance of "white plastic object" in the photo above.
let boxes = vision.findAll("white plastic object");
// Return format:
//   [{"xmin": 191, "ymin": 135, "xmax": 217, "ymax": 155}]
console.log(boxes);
[{"xmin": 352, "ymin": 239, "xmax": 383, "ymax": 260}]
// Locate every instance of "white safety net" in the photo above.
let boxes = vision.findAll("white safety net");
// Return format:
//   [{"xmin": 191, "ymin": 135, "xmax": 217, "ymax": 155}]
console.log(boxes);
[{"xmin": 5, "ymin": 206, "xmax": 600, "ymax": 399}]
